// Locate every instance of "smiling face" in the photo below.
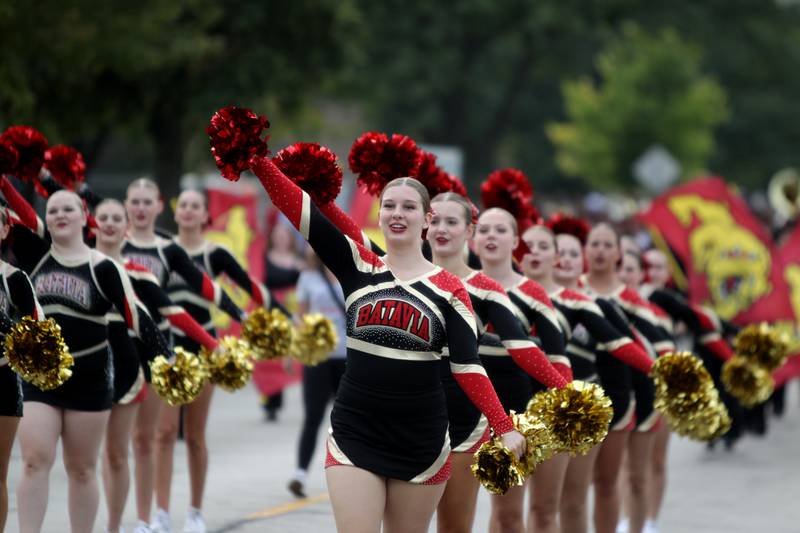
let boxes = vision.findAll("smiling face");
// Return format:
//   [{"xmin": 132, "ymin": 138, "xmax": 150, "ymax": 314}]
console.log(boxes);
[
  {"xmin": 428, "ymin": 199, "xmax": 473, "ymax": 257},
  {"xmin": 94, "ymin": 200, "xmax": 128, "ymax": 248},
  {"xmin": 554, "ymin": 234, "xmax": 583, "ymax": 284},
  {"xmin": 378, "ymin": 183, "xmax": 430, "ymax": 247},
  {"xmin": 585, "ymin": 224, "xmax": 620, "ymax": 275},
  {"xmin": 45, "ymin": 190, "xmax": 86, "ymax": 242},
  {"xmin": 521, "ymin": 226, "xmax": 557, "ymax": 280},
  {"xmin": 474, "ymin": 208, "xmax": 518, "ymax": 264},
  {"xmin": 125, "ymin": 182, "xmax": 163, "ymax": 232},
  {"xmin": 174, "ymin": 190, "xmax": 208, "ymax": 231}
]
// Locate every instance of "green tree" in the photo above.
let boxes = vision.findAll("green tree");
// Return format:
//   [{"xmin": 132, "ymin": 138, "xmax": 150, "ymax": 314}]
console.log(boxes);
[
  {"xmin": 548, "ymin": 25, "xmax": 728, "ymax": 191},
  {"xmin": 0, "ymin": 0, "xmax": 353, "ymax": 209}
]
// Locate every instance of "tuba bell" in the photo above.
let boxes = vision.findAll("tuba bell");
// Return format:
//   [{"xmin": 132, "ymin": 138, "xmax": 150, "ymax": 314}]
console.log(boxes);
[{"xmin": 769, "ymin": 168, "xmax": 800, "ymax": 220}]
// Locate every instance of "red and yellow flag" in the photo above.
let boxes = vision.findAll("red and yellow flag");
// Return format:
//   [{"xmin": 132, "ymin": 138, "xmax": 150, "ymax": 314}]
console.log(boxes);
[{"xmin": 638, "ymin": 177, "xmax": 795, "ymax": 325}]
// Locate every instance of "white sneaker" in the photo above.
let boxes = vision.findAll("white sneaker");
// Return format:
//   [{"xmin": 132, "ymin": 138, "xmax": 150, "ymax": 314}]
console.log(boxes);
[
  {"xmin": 616, "ymin": 518, "xmax": 629, "ymax": 533},
  {"xmin": 182, "ymin": 508, "xmax": 206, "ymax": 533},
  {"xmin": 644, "ymin": 520, "xmax": 660, "ymax": 533},
  {"xmin": 150, "ymin": 509, "xmax": 172, "ymax": 533},
  {"xmin": 133, "ymin": 521, "xmax": 153, "ymax": 533}
]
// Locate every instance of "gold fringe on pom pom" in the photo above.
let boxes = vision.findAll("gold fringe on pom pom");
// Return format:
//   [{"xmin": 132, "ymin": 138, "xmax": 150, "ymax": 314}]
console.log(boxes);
[
  {"xmin": 291, "ymin": 313, "xmax": 339, "ymax": 366},
  {"xmin": 471, "ymin": 436, "xmax": 527, "ymax": 495},
  {"xmin": 722, "ymin": 356, "xmax": 774, "ymax": 407},
  {"xmin": 525, "ymin": 381, "xmax": 613, "ymax": 456},
  {"xmin": 511, "ymin": 411, "xmax": 557, "ymax": 475},
  {"xmin": 734, "ymin": 323, "xmax": 789, "ymax": 372},
  {"xmin": 201, "ymin": 336, "xmax": 254, "ymax": 392},
  {"xmin": 650, "ymin": 352, "xmax": 731, "ymax": 441},
  {"xmin": 241, "ymin": 308, "xmax": 294, "ymax": 360},
  {"xmin": 5, "ymin": 317, "xmax": 73, "ymax": 390},
  {"xmin": 149, "ymin": 348, "xmax": 208, "ymax": 406}
]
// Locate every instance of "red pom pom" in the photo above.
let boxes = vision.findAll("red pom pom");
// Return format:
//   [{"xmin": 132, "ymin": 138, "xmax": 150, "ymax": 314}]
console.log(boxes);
[
  {"xmin": 272, "ymin": 142, "xmax": 342, "ymax": 205},
  {"xmin": 415, "ymin": 151, "xmax": 452, "ymax": 197},
  {"xmin": 546, "ymin": 213, "xmax": 591, "ymax": 245},
  {"xmin": 44, "ymin": 145, "xmax": 86, "ymax": 191},
  {"xmin": 480, "ymin": 168, "xmax": 539, "ymax": 230},
  {"xmin": 0, "ymin": 126, "xmax": 48, "ymax": 182},
  {"xmin": 207, "ymin": 106, "xmax": 269, "ymax": 182},
  {"xmin": 0, "ymin": 141, "xmax": 19, "ymax": 175},
  {"xmin": 349, "ymin": 132, "xmax": 421, "ymax": 196},
  {"xmin": 446, "ymin": 175, "xmax": 468, "ymax": 198}
]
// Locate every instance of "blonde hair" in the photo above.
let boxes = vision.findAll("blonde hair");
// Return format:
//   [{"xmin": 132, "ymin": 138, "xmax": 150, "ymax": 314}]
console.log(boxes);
[
  {"xmin": 95, "ymin": 198, "xmax": 127, "ymax": 219},
  {"xmin": 380, "ymin": 177, "xmax": 431, "ymax": 212},
  {"xmin": 47, "ymin": 190, "xmax": 83, "ymax": 211},
  {"xmin": 431, "ymin": 192, "xmax": 473, "ymax": 225},
  {"xmin": 126, "ymin": 177, "xmax": 161, "ymax": 197},
  {"xmin": 479, "ymin": 207, "xmax": 518, "ymax": 235}
]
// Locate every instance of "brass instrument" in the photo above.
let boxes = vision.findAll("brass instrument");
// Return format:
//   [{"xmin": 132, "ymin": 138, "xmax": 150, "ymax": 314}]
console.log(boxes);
[{"xmin": 768, "ymin": 168, "xmax": 800, "ymax": 220}]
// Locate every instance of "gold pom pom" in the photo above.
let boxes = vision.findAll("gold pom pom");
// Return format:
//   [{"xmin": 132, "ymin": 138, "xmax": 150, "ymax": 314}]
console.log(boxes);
[
  {"xmin": 525, "ymin": 381, "xmax": 613, "ymax": 456},
  {"xmin": 471, "ymin": 436, "xmax": 527, "ymax": 495},
  {"xmin": 201, "ymin": 336, "xmax": 254, "ymax": 392},
  {"xmin": 511, "ymin": 411, "xmax": 558, "ymax": 475},
  {"xmin": 5, "ymin": 317, "xmax": 73, "ymax": 390},
  {"xmin": 721, "ymin": 356, "xmax": 774, "ymax": 407},
  {"xmin": 649, "ymin": 351, "xmax": 731, "ymax": 441},
  {"xmin": 734, "ymin": 323, "xmax": 789, "ymax": 372},
  {"xmin": 291, "ymin": 313, "xmax": 339, "ymax": 366},
  {"xmin": 241, "ymin": 308, "xmax": 294, "ymax": 360},
  {"xmin": 650, "ymin": 351, "xmax": 714, "ymax": 417},
  {"xmin": 149, "ymin": 348, "xmax": 208, "ymax": 406}
]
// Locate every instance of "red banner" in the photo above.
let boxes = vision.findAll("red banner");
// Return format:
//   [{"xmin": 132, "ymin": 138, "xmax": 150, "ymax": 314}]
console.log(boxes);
[
  {"xmin": 206, "ymin": 188, "xmax": 267, "ymax": 335},
  {"xmin": 638, "ymin": 177, "xmax": 795, "ymax": 325}
]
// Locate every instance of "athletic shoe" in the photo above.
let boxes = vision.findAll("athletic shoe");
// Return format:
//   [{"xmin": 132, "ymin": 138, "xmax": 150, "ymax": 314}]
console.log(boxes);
[
  {"xmin": 182, "ymin": 508, "xmax": 206, "ymax": 533},
  {"xmin": 288, "ymin": 478, "xmax": 307, "ymax": 498},
  {"xmin": 133, "ymin": 522, "xmax": 153, "ymax": 533},
  {"xmin": 616, "ymin": 518, "xmax": 629, "ymax": 533},
  {"xmin": 644, "ymin": 520, "xmax": 660, "ymax": 533},
  {"xmin": 150, "ymin": 509, "xmax": 171, "ymax": 533}
]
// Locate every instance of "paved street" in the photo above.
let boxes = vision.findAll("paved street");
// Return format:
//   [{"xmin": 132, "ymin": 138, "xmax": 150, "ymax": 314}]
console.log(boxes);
[{"xmin": 6, "ymin": 382, "xmax": 800, "ymax": 532}]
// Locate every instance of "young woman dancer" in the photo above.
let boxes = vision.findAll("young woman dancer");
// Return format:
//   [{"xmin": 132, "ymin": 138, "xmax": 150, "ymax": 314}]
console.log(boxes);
[
  {"xmin": 425, "ymin": 193, "xmax": 568, "ymax": 533},
  {"xmin": 520, "ymin": 225, "xmax": 655, "ymax": 533},
  {"xmin": 10, "ymin": 190, "xmax": 171, "ymax": 533},
  {"xmin": 94, "ymin": 198, "xmax": 223, "ymax": 533},
  {"xmin": 471, "ymin": 208, "xmax": 570, "ymax": 533},
  {"xmin": 582, "ymin": 224, "xmax": 675, "ymax": 533},
  {"xmin": 0, "ymin": 207, "xmax": 43, "ymax": 533},
  {"xmin": 314, "ymin": 195, "xmax": 569, "ymax": 533},
  {"xmin": 154, "ymin": 189, "xmax": 283, "ymax": 533},
  {"xmin": 122, "ymin": 179, "xmax": 244, "ymax": 533},
  {"xmin": 248, "ymin": 154, "xmax": 525, "ymax": 533}
]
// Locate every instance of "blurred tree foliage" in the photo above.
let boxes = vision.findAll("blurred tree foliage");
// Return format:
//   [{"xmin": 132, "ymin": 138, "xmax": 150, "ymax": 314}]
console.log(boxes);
[
  {"xmin": 548, "ymin": 25, "xmax": 729, "ymax": 190},
  {"xmin": 0, "ymin": 0, "xmax": 353, "ymax": 204},
  {"xmin": 1, "ymin": 0, "xmax": 800, "ymax": 195}
]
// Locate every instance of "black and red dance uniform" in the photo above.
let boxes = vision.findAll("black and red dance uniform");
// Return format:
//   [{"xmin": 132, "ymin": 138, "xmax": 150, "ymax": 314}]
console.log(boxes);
[
  {"xmin": 303, "ymin": 201, "xmax": 567, "ymax": 452},
  {"xmin": 476, "ymin": 278, "xmax": 570, "ymax": 422},
  {"xmin": 10, "ymin": 225, "xmax": 172, "ymax": 411},
  {"xmin": 444, "ymin": 272, "xmax": 568, "ymax": 452},
  {"xmin": 644, "ymin": 287, "xmax": 733, "ymax": 362},
  {"xmin": 106, "ymin": 260, "xmax": 221, "ymax": 404},
  {"xmin": 250, "ymin": 156, "xmax": 515, "ymax": 483},
  {"xmin": 594, "ymin": 286, "xmax": 676, "ymax": 432},
  {"xmin": 0, "ymin": 175, "xmax": 242, "ymax": 347},
  {"xmin": 552, "ymin": 287, "xmax": 654, "ymax": 430},
  {"xmin": 0, "ymin": 262, "xmax": 43, "ymax": 417},
  {"xmin": 166, "ymin": 239, "xmax": 285, "ymax": 354}
]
